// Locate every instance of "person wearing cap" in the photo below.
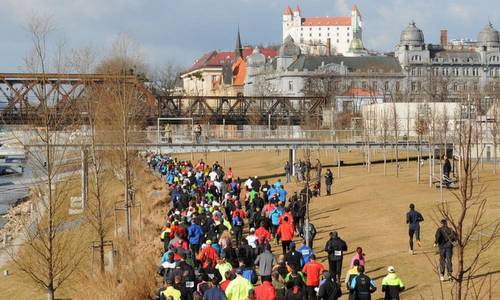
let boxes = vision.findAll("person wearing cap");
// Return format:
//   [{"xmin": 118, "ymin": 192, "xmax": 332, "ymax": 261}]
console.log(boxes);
[
  {"xmin": 255, "ymin": 243, "xmax": 277, "ymax": 282},
  {"xmin": 350, "ymin": 266, "xmax": 376, "ymax": 300},
  {"xmin": 225, "ymin": 268, "xmax": 253, "ymax": 300},
  {"xmin": 216, "ymin": 256, "xmax": 234, "ymax": 282},
  {"xmin": 434, "ymin": 219, "xmax": 457, "ymax": 281},
  {"xmin": 406, "ymin": 203, "xmax": 424, "ymax": 255},
  {"xmin": 198, "ymin": 240, "xmax": 219, "ymax": 269},
  {"xmin": 302, "ymin": 254, "xmax": 326, "ymax": 300},
  {"xmin": 298, "ymin": 239, "xmax": 314, "ymax": 265},
  {"xmin": 284, "ymin": 242, "xmax": 304, "ymax": 271},
  {"xmin": 381, "ymin": 266, "xmax": 405, "ymax": 300},
  {"xmin": 324, "ymin": 231, "xmax": 348, "ymax": 282},
  {"xmin": 318, "ymin": 272, "xmax": 342, "ymax": 300},
  {"xmin": 161, "ymin": 278, "xmax": 181, "ymax": 300},
  {"xmin": 246, "ymin": 228, "xmax": 258, "ymax": 250}
]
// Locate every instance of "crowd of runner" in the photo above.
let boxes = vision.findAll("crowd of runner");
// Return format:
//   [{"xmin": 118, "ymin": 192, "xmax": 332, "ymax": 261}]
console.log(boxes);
[{"xmin": 146, "ymin": 152, "xmax": 410, "ymax": 300}]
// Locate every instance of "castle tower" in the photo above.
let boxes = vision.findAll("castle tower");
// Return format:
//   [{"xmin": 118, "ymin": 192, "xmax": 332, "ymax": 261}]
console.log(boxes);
[
  {"xmin": 347, "ymin": 4, "xmax": 367, "ymax": 56},
  {"xmin": 283, "ymin": 5, "xmax": 293, "ymax": 41}
]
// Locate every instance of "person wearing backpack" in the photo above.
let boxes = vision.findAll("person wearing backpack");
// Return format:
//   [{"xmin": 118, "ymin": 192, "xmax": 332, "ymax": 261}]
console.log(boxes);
[
  {"xmin": 350, "ymin": 266, "xmax": 376, "ymax": 300},
  {"xmin": 406, "ymin": 203, "xmax": 424, "ymax": 255},
  {"xmin": 232, "ymin": 211, "xmax": 244, "ymax": 247},
  {"xmin": 324, "ymin": 231, "xmax": 348, "ymax": 282},
  {"xmin": 284, "ymin": 268, "xmax": 306, "ymax": 300},
  {"xmin": 318, "ymin": 272, "xmax": 342, "ymax": 300},
  {"xmin": 434, "ymin": 219, "xmax": 457, "ymax": 281}
]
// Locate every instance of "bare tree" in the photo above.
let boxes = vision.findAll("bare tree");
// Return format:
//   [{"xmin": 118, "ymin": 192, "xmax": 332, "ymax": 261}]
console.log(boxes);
[
  {"xmin": 8, "ymin": 16, "xmax": 85, "ymax": 300},
  {"xmin": 94, "ymin": 35, "xmax": 147, "ymax": 241},
  {"xmin": 432, "ymin": 95, "xmax": 500, "ymax": 300}
]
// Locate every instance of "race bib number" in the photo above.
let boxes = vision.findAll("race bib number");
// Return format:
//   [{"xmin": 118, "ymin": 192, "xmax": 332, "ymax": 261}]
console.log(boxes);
[
  {"xmin": 334, "ymin": 250, "xmax": 342, "ymax": 256},
  {"xmin": 186, "ymin": 281, "xmax": 194, "ymax": 288}
]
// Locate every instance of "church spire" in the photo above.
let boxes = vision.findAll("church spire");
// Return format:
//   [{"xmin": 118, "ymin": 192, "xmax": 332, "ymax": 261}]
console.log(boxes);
[{"xmin": 235, "ymin": 27, "xmax": 243, "ymax": 59}]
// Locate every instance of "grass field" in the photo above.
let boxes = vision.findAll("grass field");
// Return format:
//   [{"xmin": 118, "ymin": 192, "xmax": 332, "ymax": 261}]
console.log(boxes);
[{"xmin": 0, "ymin": 149, "xmax": 498, "ymax": 299}]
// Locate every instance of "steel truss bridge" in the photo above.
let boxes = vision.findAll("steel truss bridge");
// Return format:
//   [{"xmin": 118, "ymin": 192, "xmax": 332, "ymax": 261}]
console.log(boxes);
[{"xmin": 0, "ymin": 73, "xmax": 327, "ymax": 125}]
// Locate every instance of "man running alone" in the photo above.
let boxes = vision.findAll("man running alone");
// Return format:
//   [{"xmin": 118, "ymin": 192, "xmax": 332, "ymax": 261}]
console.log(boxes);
[
  {"xmin": 434, "ymin": 219, "xmax": 457, "ymax": 281},
  {"xmin": 406, "ymin": 203, "xmax": 424, "ymax": 255}
]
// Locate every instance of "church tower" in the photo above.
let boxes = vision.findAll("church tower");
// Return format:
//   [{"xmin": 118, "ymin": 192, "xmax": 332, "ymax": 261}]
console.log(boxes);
[{"xmin": 235, "ymin": 28, "xmax": 243, "ymax": 59}]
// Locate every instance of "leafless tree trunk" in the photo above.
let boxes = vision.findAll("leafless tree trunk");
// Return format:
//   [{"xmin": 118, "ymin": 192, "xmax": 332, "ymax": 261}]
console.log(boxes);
[
  {"xmin": 8, "ymin": 16, "xmax": 84, "ymax": 300},
  {"xmin": 432, "ymin": 96, "xmax": 499, "ymax": 300},
  {"xmin": 95, "ymin": 35, "xmax": 147, "ymax": 241}
]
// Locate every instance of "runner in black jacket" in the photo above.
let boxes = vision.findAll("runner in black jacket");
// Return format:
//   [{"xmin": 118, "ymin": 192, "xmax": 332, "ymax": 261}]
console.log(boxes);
[
  {"xmin": 324, "ymin": 231, "xmax": 348, "ymax": 282},
  {"xmin": 318, "ymin": 272, "xmax": 342, "ymax": 300}
]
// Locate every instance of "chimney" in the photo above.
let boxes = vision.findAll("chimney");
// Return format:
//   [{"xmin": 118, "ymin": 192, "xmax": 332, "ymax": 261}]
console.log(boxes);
[
  {"xmin": 440, "ymin": 30, "xmax": 448, "ymax": 48},
  {"xmin": 327, "ymin": 38, "xmax": 331, "ymax": 56}
]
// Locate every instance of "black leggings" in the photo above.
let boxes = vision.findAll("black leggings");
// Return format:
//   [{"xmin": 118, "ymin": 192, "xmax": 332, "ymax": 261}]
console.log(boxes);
[
  {"xmin": 409, "ymin": 228, "xmax": 420, "ymax": 250},
  {"xmin": 282, "ymin": 240, "xmax": 291, "ymax": 255}
]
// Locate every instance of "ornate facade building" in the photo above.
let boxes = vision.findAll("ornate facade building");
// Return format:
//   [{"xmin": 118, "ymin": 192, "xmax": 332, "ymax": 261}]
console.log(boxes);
[{"xmin": 395, "ymin": 21, "xmax": 500, "ymax": 104}]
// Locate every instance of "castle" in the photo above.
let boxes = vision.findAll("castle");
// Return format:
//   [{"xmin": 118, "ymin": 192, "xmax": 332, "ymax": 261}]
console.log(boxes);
[{"xmin": 282, "ymin": 4, "xmax": 366, "ymax": 56}]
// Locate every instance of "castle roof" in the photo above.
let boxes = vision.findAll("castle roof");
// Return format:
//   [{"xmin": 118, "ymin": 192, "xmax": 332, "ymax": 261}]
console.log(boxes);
[
  {"xmin": 302, "ymin": 17, "xmax": 351, "ymax": 26},
  {"xmin": 284, "ymin": 5, "xmax": 293, "ymax": 15},
  {"xmin": 287, "ymin": 55, "xmax": 402, "ymax": 73}
]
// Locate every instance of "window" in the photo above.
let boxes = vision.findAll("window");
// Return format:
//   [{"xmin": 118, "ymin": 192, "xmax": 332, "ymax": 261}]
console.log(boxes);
[
  {"xmin": 319, "ymin": 33, "xmax": 321, "ymax": 37},
  {"xmin": 319, "ymin": 27, "xmax": 321, "ymax": 30},
  {"xmin": 384, "ymin": 81, "xmax": 389, "ymax": 90},
  {"xmin": 288, "ymin": 81, "xmax": 293, "ymax": 91},
  {"xmin": 327, "ymin": 33, "xmax": 330, "ymax": 37},
  {"xmin": 301, "ymin": 28, "xmax": 303, "ymax": 31},
  {"xmin": 372, "ymin": 81, "xmax": 378, "ymax": 91},
  {"xmin": 362, "ymin": 81, "xmax": 367, "ymax": 88},
  {"xmin": 411, "ymin": 81, "xmax": 417, "ymax": 92},
  {"xmin": 395, "ymin": 81, "xmax": 400, "ymax": 91},
  {"xmin": 336, "ymin": 39, "xmax": 339, "ymax": 43},
  {"xmin": 309, "ymin": 27, "xmax": 312, "ymax": 31},
  {"xmin": 337, "ymin": 27, "xmax": 339, "ymax": 30},
  {"xmin": 337, "ymin": 33, "xmax": 339, "ymax": 37},
  {"xmin": 347, "ymin": 33, "xmax": 350, "ymax": 36},
  {"xmin": 328, "ymin": 27, "xmax": 330, "ymax": 30},
  {"xmin": 347, "ymin": 39, "xmax": 350, "ymax": 43},
  {"xmin": 310, "ymin": 33, "xmax": 312, "ymax": 37}
]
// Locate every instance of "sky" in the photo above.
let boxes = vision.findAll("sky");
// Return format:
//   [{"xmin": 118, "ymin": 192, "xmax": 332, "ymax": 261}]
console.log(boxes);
[{"xmin": 0, "ymin": 0, "xmax": 499, "ymax": 72}]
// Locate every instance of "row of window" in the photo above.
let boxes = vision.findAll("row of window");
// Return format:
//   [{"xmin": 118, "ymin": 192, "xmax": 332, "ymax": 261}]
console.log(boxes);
[
  {"xmin": 299, "ymin": 36, "xmax": 349, "ymax": 44},
  {"xmin": 301, "ymin": 26, "xmax": 350, "ymax": 31},
  {"xmin": 407, "ymin": 67, "xmax": 498, "ymax": 77},
  {"xmin": 413, "ymin": 56, "xmax": 500, "ymax": 64},
  {"xmin": 301, "ymin": 32, "xmax": 348, "ymax": 37}
]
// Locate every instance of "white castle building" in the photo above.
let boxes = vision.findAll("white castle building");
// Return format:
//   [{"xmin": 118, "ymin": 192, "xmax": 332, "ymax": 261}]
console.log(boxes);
[{"xmin": 282, "ymin": 4, "xmax": 366, "ymax": 56}]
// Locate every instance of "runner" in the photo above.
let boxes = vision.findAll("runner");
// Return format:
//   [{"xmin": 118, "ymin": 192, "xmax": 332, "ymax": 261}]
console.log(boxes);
[
  {"xmin": 350, "ymin": 266, "xmax": 377, "ymax": 300},
  {"xmin": 406, "ymin": 203, "xmax": 424, "ymax": 255},
  {"xmin": 381, "ymin": 266, "xmax": 405, "ymax": 300},
  {"xmin": 301, "ymin": 254, "xmax": 326, "ymax": 300},
  {"xmin": 434, "ymin": 219, "xmax": 457, "ymax": 281},
  {"xmin": 324, "ymin": 231, "xmax": 348, "ymax": 282}
]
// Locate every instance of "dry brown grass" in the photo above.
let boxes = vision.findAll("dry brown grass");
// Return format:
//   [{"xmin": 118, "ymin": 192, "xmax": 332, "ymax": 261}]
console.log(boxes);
[{"xmin": 1, "ymin": 150, "xmax": 497, "ymax": 300}]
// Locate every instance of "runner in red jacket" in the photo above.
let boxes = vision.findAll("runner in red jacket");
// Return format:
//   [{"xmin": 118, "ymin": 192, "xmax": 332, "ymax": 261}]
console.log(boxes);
[
  {"xmin": 302, "ymin": 254, "xmax": 326, "ymax": 300},
  {"xmin": 276, "ymin": 216, "xmax": 295, "ymax": 254},
  {"xmin": 254, "ymin": 279, "xmax": 277, "ymax": 300}
]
